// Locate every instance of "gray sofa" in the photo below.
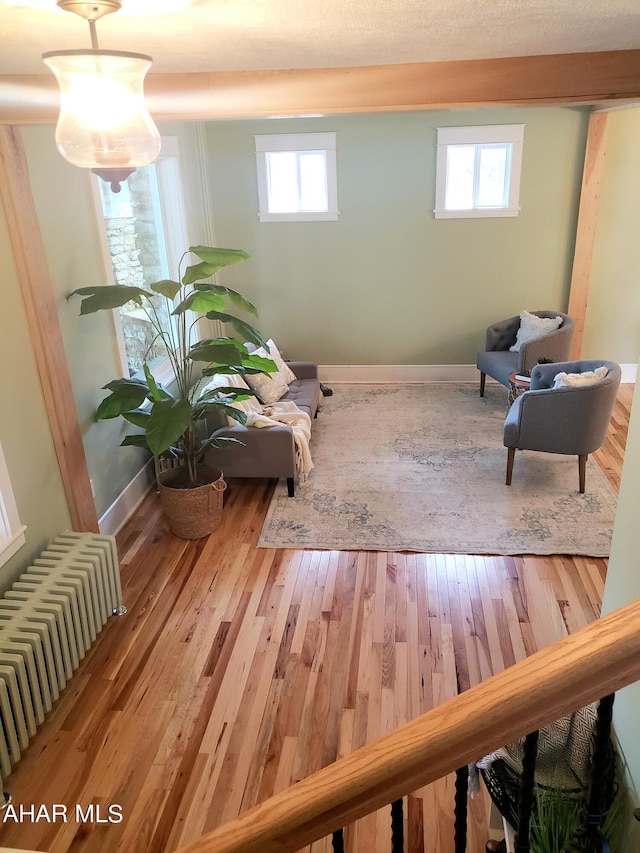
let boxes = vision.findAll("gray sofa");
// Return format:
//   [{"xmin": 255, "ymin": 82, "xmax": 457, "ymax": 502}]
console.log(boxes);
[
  {"xmin": 203, "ymin": 361, "xmax": 320, "ymax": 496},
  {"xmin": 476, "ymin": 310, "xmax": 575, "ymax": 394}
]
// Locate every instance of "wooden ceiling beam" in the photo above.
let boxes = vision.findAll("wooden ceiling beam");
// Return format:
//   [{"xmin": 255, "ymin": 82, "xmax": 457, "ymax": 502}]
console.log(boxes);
[{"xmin": 2, "ymin": 49, "xmax": 640, "ymax": 124}]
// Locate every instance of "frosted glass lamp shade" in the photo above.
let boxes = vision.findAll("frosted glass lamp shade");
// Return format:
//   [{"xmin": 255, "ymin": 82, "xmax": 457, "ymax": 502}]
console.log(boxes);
[{"xmin": 42, "ymin": 49, "xmax": 161, "ymax": 169}]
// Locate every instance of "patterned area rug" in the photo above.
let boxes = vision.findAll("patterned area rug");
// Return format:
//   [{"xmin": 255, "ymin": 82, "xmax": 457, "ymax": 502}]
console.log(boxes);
[{"xmin": 258, "ymin": 384, "xmax": 619, "ymax": 555}]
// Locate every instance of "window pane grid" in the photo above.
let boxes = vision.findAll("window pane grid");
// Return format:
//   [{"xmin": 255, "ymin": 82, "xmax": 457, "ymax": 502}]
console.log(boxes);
[
  {"xmin": 266, "ymin": 150, "xmax": 328, "ymax": 214},
  {"xmin": 256, "ymin": 132, "xmax": 338, "ymax": 222},
  {"xmin": 475, "ymin": 143, "xmax": 510, "ymax": 208},
  {"xmin": 298, "ymin": 151, "xmax": 328, "ymax": 211},
  {"xmin": 435, "ymin": 125, "xmax": 523, "ymax": 219},
  {"xmin": 446, "ymin": 143, "xmax": 511, "ymax": 211}
]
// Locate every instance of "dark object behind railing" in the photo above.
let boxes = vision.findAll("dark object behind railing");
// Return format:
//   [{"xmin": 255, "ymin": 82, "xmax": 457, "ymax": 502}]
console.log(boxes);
[
  {"xmin": 513, "ymin": 731, "xmax": 539, "ymax": 853},
  {"xmin": 391, "ymin": 798, "xmax": 404, "ymax": 853},
  {"xmin": 331, "ymin": 799, "xmax": 405, "ymax": 852},
  {"xmin": 331, "ymin": 827, "xmax": 344, "ymax": 852},
  {"xmin": 454, "ymin": 766, "xmax": 469, "ymax": 853},
  {"xmin": 480, "ymin": 694, "xmax": 617, "ymax": 853}
]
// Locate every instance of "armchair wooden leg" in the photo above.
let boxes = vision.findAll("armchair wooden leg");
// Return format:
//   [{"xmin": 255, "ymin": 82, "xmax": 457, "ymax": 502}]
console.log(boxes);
[
  {"xmin": 578, "ymin": 454, "xmax": 587, "ymax": 494},
  {"xmin": 506, "ymin": 447, "xmax": 515, "ymax": 485},
  {"xmin": 480, "ymin": 371, "xmax": 486, "ymax": 397},
  {"xmin": 287, "ymin": 477, "xmax": 295, "ymax": 497}
]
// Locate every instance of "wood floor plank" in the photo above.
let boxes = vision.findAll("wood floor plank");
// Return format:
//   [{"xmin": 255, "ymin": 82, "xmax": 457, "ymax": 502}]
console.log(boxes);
[{"xmin": 0, "ymin": 387, "xmax": 632, "ymax": 853}]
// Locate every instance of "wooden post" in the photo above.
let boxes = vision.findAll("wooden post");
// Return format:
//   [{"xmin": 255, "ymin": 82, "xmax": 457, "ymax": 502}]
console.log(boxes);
[
  {"xmin": 567, "ymin": 111, "xmax": 609, "ymax": 360},
  {"xmin": 0, "ymin": 125, "xmax": 99, "ymax": 533}
]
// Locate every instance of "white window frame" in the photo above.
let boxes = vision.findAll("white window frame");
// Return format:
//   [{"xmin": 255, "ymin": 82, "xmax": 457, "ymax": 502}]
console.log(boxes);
[
  {"xmin": 255, "ymin": 132, "xmax": 339, "ymax": 222},
  {"xmin": 434, "ymin": 124, "xmax": 525, "ymax": 219},
  {"xmin": 91, "ymin": 136, "xmax": 190, "ymax": 387},
  {"xmin": 0, "ymin": 440, "xmax": 26, "ymax": 568}
]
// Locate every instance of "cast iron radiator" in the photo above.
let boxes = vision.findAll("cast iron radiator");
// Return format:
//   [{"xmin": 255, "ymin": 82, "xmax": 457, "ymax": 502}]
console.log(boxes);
[{"xmin": 0, "ymin": 532, "xmax": 126, "ymax": 782}]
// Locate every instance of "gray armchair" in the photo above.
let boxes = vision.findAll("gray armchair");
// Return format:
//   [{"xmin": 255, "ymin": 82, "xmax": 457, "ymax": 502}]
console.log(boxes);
[
  {"xmin": 503, "ymin": 360, "xmax": 621, "ymax": 493},
  {"xmin": 477, "ymin": 311, "xmax": 575, "ymax": 395}
]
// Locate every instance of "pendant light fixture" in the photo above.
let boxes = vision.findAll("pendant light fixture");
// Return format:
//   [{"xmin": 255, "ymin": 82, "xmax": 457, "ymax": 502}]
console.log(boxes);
[{"xmin": 42, "ymin": 0, "xmax": 161, "ymax": 192}]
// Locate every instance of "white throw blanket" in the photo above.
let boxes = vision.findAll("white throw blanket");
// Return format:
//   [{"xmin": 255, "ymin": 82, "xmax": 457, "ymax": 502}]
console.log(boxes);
[{"xmin": 245, "ymin": 401, "xmax": 314, "ymax": 483}]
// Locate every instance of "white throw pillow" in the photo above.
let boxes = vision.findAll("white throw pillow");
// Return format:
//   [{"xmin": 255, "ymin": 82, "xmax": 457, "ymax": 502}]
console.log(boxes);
[
  {"xmin": 244, "ymin": 347, "xmax": 290, "ymax": 403},
  {"xmin": 266, "ymin": 339, "xmax": 297, "ymax": 384},
  {"xmin": 509, "ymin": 310, "xmax": 563, "ymax": 353},
  {"xmin": 552, "ymin": 365, "xmax": 608, "ymax": 389}
]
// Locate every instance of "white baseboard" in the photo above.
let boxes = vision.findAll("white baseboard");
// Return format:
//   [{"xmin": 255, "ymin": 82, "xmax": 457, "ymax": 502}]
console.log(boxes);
[
  {"xmin": 318, "ymin": 364, "xmax": 479, "ymax": 383},
  {"xmin": 319, "ymin": 363, "xmax": 638, "ymax": 384},
  {"xmin": 621, "ymin": 363, "xmax": 638, "ymax": 383},
  {"xmin": 98, "ymin": 459, "xmax": 156, "ymax": 536}
]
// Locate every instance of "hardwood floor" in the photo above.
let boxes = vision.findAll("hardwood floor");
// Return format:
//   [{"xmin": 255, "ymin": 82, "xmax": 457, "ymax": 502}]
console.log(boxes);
[{"xmin": 0, "ymin": 385, "xmax": 634, "ymax": 853}]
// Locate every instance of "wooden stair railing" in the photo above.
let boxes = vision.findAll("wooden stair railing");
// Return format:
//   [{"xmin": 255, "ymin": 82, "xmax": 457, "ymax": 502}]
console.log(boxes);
[{"xmin": 176, "ymin": 598, "xmax": 640, "ymax": 853}]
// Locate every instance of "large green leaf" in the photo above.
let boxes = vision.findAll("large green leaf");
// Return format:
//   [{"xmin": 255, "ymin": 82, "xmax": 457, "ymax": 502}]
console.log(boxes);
[
  {"xmin": 197, "ymin": 435, "xmax": 243, "ymax": 455},
  {"xmin": 194, "ymin": 284, "xmax": 258, "ymax": 317},
  {"xmin": 242, "ymin": 353, "xmax": 277, "ymax": 373},
  {"xmin": 70, "ymin": 285, "xmax": 152, "ymax": 314},
  {"xmin": 173, "ymin": 289, "xmax": 228, "ymax": 315},
  {"xmin": 205, "ymin": 312, "xmax": 267, "ymax": 347},
  {"xmin": 144, "ymin": 363, "xmax": 165, "ymax": 402},
  {"xmin": 196, "ymin": 388, "xmax": 259, "ymax": 404},
  {"xmin": 188, "ymin": 337, "xmax": 246, "ymax": 364},
  {"xmin": 181, "ymin": 261, "xmax": 221, "ymax": 286},
  {"xmin": 201, "ymin": 366, "xmax": 244, "ymax": 377},
  {"xmin": 122, "ymin": 410, "xmax": 151, "ymax": 428},
  {"xmin": 103, "ymin": 377, "xmax": 149, "ymax": 394},
  {"xmin": 150, "ymin": 279, "xmax": 181, "ymax": 300},
  {"xmin": 145, "ymin": 398, "xmax": 192, "ymax": 456},
  {"xmin": 216, "ymin": 405, "xmax": 248, "ymax": 426},
  {"xmin": 189, "ymin": 246, "xmax": 250, "ymax": 272},
  {"xmin": 120, "ymin": 434, "xmax": 151, "ymax": 451},
  {"xmin": 95, "ymin": 382, "xmax": 149, "ymax": 421},
  {"xmin": 193, "ymin": 391, "xmax": 259, "ymax": 420}
]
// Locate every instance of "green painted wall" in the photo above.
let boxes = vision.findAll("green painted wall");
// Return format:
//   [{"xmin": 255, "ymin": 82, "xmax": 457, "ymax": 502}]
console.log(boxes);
[
  {"xmin": 584, "ymin": 108, "xmax": 640, "ymax": 364},
  {"xmin": 0, "ymin": 180, "xmax": 71, "ymax": 595},
  {"xmin": 202, "ymin": 107, "xmax": 589, "ymax": 365}
]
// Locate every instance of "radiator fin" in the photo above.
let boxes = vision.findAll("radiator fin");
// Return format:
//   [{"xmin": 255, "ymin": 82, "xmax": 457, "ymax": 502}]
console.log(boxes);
[{"xmin": 0, "ymin": 532, "xmax": 124, "ymax": 781}]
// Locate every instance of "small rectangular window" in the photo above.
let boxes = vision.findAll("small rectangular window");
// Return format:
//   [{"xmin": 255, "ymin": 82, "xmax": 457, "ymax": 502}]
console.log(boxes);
[
  {"xmin": 255, "ymin": 132, "xmax": 338, "ymax": 222},
  {"xmin": 435, "ymin": 125, "xmax": 524, "ymax": 219}
]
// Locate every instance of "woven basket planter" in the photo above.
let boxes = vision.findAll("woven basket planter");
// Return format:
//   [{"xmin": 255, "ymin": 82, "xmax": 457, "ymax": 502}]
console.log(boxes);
[{"xmin": 157, "ymin": 465, "xmax": 226, "ymax": 540}]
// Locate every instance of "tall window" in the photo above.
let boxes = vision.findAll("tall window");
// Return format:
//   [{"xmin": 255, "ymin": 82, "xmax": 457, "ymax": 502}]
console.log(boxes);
[
  {"xmin": 0, "ymin": 440, "xmax": 26, "ymax": 568},
  {"xmin": 434, "ymin": 125, "xmax": 525, "ymax": 219},
  {"xmin": 92, "ymin": 138, "xmax": 188, "ymax": 382},
  {"xmin": 255, "ymin": 132, "xmax": 339, "ymax": 222}
]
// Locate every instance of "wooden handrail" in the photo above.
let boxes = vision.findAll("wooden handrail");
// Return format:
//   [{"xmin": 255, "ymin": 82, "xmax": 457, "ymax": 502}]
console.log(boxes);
[{"xmin": 176, "ymin": 598, "xmax": 640, "ymax": 853}]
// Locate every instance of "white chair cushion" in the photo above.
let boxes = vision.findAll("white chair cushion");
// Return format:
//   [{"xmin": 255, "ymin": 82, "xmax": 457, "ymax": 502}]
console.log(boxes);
[
  {"xmin": 552, "ymin": 365, "xmax": 608, "ymax": 389},
  {"xmin": 509, "ymin": 310, "xmax": 563, "ymax": 353}
]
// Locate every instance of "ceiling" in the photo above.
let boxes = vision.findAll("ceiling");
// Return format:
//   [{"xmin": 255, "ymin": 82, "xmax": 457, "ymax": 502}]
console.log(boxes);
[{"xmin": 1, "ymin": 0, "xmax": 640, "ymax": 76}]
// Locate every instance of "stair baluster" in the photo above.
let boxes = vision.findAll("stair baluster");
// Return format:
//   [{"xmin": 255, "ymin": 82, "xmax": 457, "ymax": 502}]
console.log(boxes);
[
  {"xmin": 582, "ymin": 692, "xmax": 616, "ymax": 853},
  {"xmin": 454, "ymin": 766, "xmax": 469, "ymax": 852},
  {"xmin": 331, "ymin": 828, "xmax": 344, "ymax": 852},
  {"xmin": 391, "ymin": 798, "xmax": 404, "ymax": 852},
  {"xmin": 513, "ymin": 730, "xmax": 539, "ymax": 853}
]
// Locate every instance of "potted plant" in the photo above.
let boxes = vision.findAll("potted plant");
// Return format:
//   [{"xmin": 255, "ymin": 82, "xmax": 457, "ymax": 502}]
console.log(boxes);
[{"xmin": 71, "ymin": 245, "xmax": 275, "ymax": 539}]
